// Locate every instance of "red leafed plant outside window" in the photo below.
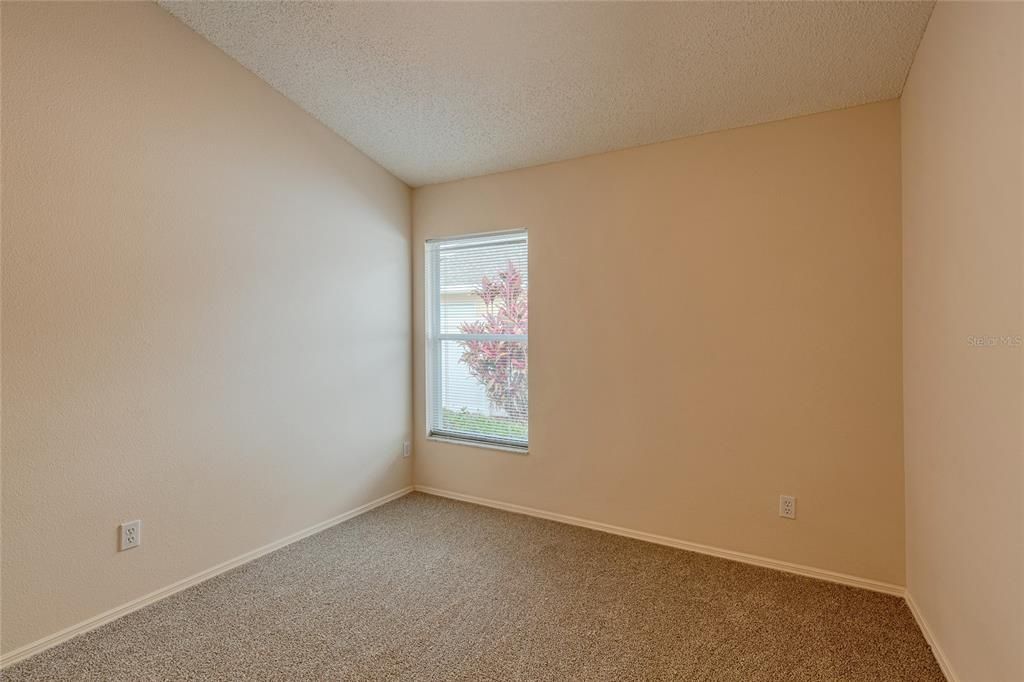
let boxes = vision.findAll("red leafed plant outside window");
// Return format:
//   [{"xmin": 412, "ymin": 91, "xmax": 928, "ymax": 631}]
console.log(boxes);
[{"xmin": 456, "ymin": 261, "xmax": 528, "ymax": 423}]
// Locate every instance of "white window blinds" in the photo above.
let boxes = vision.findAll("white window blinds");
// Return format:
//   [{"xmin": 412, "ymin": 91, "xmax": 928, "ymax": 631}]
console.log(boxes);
[{"xmin": 425, "ymin": 230, "xmax": 528, "ymax": 450}]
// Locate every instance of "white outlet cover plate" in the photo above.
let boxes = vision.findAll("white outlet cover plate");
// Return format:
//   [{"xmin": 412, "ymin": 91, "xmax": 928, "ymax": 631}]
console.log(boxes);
[
  {"xmin": 779, "ymin": 496, "xmax": 796, "ymax": 519},
  {"xmin": 120, "ymin": 520, "xmax": 141, "ymax": 550}
]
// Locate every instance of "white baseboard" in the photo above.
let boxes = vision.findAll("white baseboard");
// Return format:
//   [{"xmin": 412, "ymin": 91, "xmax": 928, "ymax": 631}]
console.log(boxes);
[
  {"xmin": 905, "ymin": 591, "xmax": 957, "ymax": 682},
  {"xmin": 4, "ymin": 484, "xmax": 923, "ymax": 672},
  {"xmin": 0, "ymin": 486, "xmax": 414, "ymax": 669},
  {"xmin": 413, "ymin": 485, "xmax": 905, "ymax": 597}
]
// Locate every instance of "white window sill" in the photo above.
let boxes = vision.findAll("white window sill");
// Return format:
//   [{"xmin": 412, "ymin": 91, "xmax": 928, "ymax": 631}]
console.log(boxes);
[{"xmin": 427, "ymin": 434, "xmax": 528, "ymax": 455}]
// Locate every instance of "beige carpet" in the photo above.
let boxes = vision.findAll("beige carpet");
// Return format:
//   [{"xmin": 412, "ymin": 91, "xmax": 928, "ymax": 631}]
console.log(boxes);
[{"xmin": 4, "ymin": 492, "xmax": 943, "ymax": 681}]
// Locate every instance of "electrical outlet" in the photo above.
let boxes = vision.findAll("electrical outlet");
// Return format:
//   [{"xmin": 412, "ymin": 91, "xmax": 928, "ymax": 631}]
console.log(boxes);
[
  {"xmin": 120, "ymin": 520, "xmax": 141, "ymax": 551},
  {"xmin": 779, "ymin": 495, "xmax": 796, "ymax": 519},
  {"xmin": 402, "ymin": 441, "xmax": 411, "ymax": 458}
]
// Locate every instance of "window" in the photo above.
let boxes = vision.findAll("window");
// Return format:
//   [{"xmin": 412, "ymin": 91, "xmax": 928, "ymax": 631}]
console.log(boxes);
[{"xmin": 425, "ymin": 230, "xmax": 528, "ymax": 451}]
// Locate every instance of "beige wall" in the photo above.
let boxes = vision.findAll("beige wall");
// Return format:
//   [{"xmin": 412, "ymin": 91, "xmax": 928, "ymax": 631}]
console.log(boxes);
[
  {"xmin": 1, "ymin": 2, "xmax": 411, "ymax": 654},
  {"xmin": 901, "ymin": 3, "xmax": 1024, "ymax": 681},
  {"xmin": 413, "ymin": 101, "xmax": 905, "ymax": 585}
]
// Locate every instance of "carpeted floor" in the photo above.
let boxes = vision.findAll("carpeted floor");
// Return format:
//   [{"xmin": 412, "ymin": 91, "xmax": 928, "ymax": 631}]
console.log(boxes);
[{"xmin": 4, "ymin": 492, "xmax": 943, "ymax": 681}]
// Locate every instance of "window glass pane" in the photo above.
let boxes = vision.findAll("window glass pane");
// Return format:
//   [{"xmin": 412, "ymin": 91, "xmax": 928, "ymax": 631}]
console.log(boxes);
[
  {"xmin": 438, "ymin": 237, "xmax": 528, "ymax": 336},
  {"xmin": 437, "ymin": 339, "xmax": 528, "ymax": 443},
  {"xmin": 427, "ymin": 231, "xmax": 528, "ymax": 448}
]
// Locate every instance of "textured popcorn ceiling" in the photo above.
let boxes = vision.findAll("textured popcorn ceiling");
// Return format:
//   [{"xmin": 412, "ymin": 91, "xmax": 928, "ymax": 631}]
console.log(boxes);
[{"xmin": 160, "ymin": 1, "xmax": 934, "ymax": 187}]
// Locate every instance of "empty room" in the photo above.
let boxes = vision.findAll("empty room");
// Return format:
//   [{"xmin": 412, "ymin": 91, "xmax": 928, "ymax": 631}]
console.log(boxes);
[{"xmin": 1, "ymin": 1, "xmax": 1021, "ymax": 680}]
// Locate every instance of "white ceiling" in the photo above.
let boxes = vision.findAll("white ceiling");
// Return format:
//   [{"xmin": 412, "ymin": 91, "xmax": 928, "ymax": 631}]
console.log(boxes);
[{"xmin": 161, "ymin": 1, "xmax": 934, "ymax": 187}]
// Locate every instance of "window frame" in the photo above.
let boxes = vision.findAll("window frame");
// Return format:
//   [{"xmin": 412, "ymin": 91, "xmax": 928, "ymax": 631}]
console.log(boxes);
[{"xmin": 424, "ymin": 229, "xmax": 529, "ymax": 454}]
